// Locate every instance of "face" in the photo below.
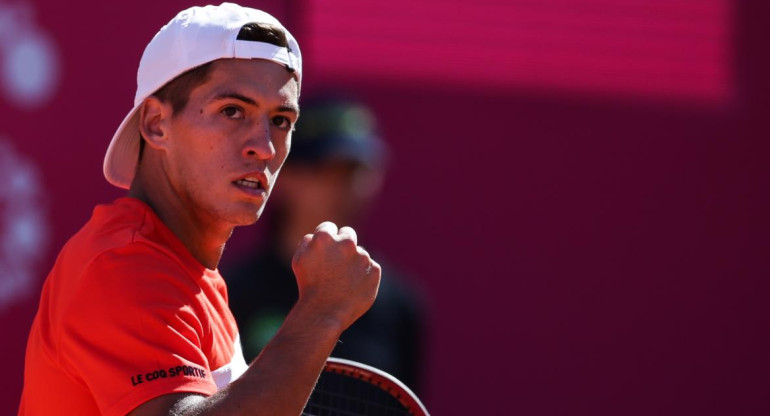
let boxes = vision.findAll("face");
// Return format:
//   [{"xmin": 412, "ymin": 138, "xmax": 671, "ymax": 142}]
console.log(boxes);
[
  {"xmin": 279, "ymin": 160, "xmax": 383, "ymax": 227},
  {"xmin": 159, "ymin": 58, "xmax": 299, "ymax": 228}
]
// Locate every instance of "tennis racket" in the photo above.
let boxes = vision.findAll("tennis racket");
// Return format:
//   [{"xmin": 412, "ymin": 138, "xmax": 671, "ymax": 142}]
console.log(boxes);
[{"xmin": 302, "ymin": 357, "xmax": 430, "ymax": 416}]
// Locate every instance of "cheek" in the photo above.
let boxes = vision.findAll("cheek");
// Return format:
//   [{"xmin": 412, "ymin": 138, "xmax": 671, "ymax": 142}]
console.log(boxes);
[
  {"xmin": 165, "ymin": 113, "xmax": 238, "ymax": 191},
  {"xmin": 169, "ymin": 143, "xmax": 230, "ymax": 189},
  {"xmin": 277, "ymin": 134, "xmax": 291, "ymax": 157},
  {"xmin": 268, "ymin": 142, "xmax": 291, "ymax": 173}
]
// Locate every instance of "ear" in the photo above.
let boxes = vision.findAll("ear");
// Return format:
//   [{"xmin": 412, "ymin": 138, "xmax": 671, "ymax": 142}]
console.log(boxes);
[{"xmin": 138, "ymin": 96, "xmax": 172, "ymax": 150}]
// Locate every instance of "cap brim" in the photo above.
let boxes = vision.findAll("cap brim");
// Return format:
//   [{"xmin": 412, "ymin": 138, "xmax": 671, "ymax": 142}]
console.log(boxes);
[{"xmin": 104, "ymin": 104, "xmax": 142, "ymax": 189}]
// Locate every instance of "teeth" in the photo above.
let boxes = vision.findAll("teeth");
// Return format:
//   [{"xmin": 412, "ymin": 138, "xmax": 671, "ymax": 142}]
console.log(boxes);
[{"xmin": 236, "ymin": 178, "xmax": 261, "ymax": 189}]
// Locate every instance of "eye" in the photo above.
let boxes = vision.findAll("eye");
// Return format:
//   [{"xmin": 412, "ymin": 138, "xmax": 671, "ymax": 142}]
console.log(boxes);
[
  {"xmin": 272, "ymin": 115, "xmax": 291, "ymax": 129},
  {"xmin": 221, "ymin": 106, "xmax": 244, "ymax": 119}
]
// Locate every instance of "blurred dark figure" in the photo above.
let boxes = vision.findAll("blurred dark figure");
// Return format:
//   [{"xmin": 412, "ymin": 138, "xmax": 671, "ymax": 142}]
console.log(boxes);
[{"xmin": 224, "ymin": 96, "xmax": 427, "ymax": 391}]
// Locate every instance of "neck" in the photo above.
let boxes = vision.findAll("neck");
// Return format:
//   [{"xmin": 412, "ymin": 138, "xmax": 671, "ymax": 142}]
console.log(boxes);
[{"xmin": 128, "ymin": 163, "xmax": 233, "ymax": 270}]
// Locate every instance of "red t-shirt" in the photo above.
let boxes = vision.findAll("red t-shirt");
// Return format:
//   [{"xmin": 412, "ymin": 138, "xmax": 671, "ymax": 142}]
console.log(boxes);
[{"xmin": 19, "ymin": 198, "xmax": 248, "ymax": 415}]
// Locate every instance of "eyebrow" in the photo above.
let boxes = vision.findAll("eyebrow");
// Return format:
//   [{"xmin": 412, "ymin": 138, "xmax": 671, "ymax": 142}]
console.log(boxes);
[
  {"xmin": 212, "ymin": 92, "xmax": 257, "ymax": 105},
  {"xmin": 211, "ymin": 92, "xmax": 299, "ymax": 115}
]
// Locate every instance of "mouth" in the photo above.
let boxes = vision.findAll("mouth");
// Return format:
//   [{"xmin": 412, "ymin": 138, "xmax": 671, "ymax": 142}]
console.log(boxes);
[{"xmin": 233, "ymin": 173, "xmax": 269, "ymax": 197}]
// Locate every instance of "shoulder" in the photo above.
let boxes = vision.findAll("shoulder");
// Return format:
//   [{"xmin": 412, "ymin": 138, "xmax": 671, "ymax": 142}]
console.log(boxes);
[
  {"xmin": 85, "ymin": 243, "xmax": 198, "ymax": 294},
  {"xmin": 59, "ymin": 244, "xmax": 202, "ymax": 330},
  {"xmin": 44, "ymin": 231, "xmax": 199, "ymax": 336},
  {"xmin": 57, "ymin": 197, "xmax": 205, "ymax": 298}
]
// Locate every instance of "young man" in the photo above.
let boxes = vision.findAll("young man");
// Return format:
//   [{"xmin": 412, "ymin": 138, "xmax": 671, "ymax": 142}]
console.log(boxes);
[{"xmin": 18, "ymin": 4, "xmax": 380, "ymax": 416}]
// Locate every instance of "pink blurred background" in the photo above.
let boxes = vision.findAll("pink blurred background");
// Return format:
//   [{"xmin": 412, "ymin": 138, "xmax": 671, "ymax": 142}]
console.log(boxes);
[{"xmin": 2, "ymin": 0, "xmax": 770, "ymax": 414}]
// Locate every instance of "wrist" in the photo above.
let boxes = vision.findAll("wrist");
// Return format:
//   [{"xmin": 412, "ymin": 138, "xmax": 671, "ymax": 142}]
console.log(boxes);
[{"xmin": 286, "ymin": 299, "xmax": 348, "ymax": 338}]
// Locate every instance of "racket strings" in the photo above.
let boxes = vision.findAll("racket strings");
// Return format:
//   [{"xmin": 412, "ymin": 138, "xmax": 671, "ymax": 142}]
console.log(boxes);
[{"xmin": 303, "ymin": 370, "xmax": 412, "ymax": 416}]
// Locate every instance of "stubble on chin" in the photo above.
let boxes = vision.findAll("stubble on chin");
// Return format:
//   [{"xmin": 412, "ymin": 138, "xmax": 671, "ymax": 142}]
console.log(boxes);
[{"xmin": 228, "ymin": 200, "xmax": 268, "ymax": 228}]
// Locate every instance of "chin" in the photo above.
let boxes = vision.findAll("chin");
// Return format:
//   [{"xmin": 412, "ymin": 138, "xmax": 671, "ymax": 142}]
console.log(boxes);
[{"xmin": 228, "ymin": 201, "xmax": 265, "ymax": 226}]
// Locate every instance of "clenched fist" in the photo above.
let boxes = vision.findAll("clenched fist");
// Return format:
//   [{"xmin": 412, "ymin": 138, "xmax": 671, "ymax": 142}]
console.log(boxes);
[{"xmin": 291, "ymin": 221, "xmax": 381, "ymax": 330}]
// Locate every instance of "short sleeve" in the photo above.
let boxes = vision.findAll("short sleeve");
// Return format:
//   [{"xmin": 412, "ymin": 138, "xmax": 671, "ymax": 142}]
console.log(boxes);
[{"xmin": 58, "ymin": 245, "xmax": 218, "ymax": 416}]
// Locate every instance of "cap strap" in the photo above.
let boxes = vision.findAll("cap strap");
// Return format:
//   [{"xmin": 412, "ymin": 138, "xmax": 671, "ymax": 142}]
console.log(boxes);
[{"xmin": 233, "ymin": 40, "xmax": 299, "ymax": 73}]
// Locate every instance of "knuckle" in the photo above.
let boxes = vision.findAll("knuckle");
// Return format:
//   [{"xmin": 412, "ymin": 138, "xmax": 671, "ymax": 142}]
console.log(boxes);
[
  {"xmin": 338, "ymin": 237, "xmax": 358, "ymax": 251},
  {"xmin": 312, "ymin": 229, "xmax": 335, "ymax": 244},
  {"xmin": 367, "ymin": 260, "xmax": 381, "ymax": 275},
  {"xmin": 297, "ymin": 234, "xmax": 313, "ymax": 248},
  {"xmin": 357, "ymin": 255, "xmax": 372, "ymax": 269},
  {"xmin": 316, "ymin": 221, "xmax": 338, "ymax": 233}
]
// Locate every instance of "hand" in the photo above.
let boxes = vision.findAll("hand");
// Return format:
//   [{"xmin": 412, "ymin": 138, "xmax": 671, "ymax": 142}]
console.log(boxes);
[{"xmin": 291, "ymin": 221, "xmax": 381, "ymax": 330}]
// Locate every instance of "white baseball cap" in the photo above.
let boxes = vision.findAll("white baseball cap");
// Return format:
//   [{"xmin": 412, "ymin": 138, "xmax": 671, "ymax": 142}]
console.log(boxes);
[{"xmin": 104, "ymin": 2, "xmax": 302, "ymax": 189}]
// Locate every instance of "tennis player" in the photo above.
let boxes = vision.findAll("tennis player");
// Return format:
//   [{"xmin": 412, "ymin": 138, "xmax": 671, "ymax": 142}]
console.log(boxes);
[{"xmin": 18, "ymin": 3, "xmax": 380, "ymax": 415}]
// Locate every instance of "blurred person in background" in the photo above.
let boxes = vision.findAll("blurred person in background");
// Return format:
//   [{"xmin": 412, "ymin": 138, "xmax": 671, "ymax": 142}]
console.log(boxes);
[{"xmin": 224, "ymin": 95, "xmax": 428, "ymax": 391}]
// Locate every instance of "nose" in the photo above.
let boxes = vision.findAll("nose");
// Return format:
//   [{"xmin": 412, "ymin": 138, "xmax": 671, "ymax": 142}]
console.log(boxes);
[{"xmin": 242, "ymin": 120, "xmax": 276, "ymax": 161}]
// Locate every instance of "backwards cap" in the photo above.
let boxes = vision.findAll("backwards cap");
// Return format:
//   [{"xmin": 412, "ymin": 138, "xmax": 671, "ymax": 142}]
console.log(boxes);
[{"xmin": 104, "ymin": 2, "xmax": 302, "ymax": 189}]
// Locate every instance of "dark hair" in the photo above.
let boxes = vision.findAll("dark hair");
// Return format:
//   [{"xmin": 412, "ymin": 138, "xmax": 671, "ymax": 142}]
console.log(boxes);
[{"xmin": 139, "ymin": 22, "xmax": 291, "ymax": 156}]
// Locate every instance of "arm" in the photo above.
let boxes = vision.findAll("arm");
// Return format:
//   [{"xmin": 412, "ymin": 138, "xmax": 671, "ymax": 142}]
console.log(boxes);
[{"xmin": 129, "ymin": 222, "xmax": 380, "ymax": 416}]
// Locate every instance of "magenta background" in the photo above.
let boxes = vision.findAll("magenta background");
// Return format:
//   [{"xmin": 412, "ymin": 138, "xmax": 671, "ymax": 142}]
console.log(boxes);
[{"xmin": 2, "ymin": 0, "xmax": 770, "ymax": 415}]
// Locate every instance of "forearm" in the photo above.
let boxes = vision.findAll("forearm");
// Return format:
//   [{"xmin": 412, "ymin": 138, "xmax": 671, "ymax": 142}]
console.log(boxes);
[{"xmin": 186, "ymin": 303, "xmax": 345, "ymax": 416}]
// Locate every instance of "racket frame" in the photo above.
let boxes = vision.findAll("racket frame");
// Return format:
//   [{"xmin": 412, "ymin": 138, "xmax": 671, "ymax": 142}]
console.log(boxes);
[{"xmin": 317, "ymin": 357, "xmax": 430, "ymax": 416}]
